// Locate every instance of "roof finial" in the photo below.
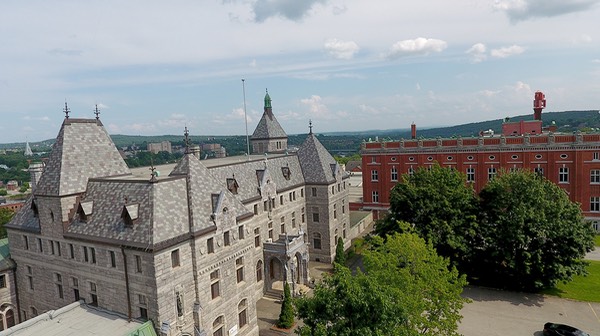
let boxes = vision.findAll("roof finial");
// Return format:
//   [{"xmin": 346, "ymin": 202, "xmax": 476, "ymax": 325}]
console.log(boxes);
[
  {"xmin": 94, "ymin": 104, "xmax": 101, "ymax": 120},
  {"xmin": 149, "ymin": 160, "xmax": 158, "ymax": 182},
  {"xmin": 184, "ymin": 126, "xmax": 190, "ymax": 154},
  {"xmin": 309, "ymin": 119, "xmax": 313, "ymax": 134},
  {"xmin": 64, "ymin": 101, "xmax": 70, "ymax": 119}
]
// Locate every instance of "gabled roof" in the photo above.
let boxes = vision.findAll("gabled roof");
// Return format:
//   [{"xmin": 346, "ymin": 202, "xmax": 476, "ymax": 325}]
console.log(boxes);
[
  {"xmin": 297, "ymin": 132, "xmax": 347, "ymax": 184},
  {"xmin": 170, "ymin": 153, "xmax": 251, "ymax": 232},
  {"xmin": 251, "ymin": 92, "xmax": 287, "ymax": 140},
  {"xmin": 35, "ymin": 118, "xmax": 131, "ymax": 197}
]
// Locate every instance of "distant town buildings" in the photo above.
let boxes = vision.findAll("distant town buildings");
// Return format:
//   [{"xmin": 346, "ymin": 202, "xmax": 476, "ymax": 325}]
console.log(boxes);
[
  {"xmin": 147, "ymin": 141, "xmax": 172, "ymax": 154},
  {"xmin": 360, "ymin": 91, "xmax": 600, "ymax": 232}
]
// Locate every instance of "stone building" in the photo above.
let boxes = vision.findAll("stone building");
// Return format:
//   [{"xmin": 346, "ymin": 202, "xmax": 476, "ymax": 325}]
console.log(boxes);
[
  {"xmin": 148, "ymin": 141, "xmax": 172, "ymax": 154},
  {"xmin": 0, "ymin": 239, "xmax": 17, "ymax": 331},
  {"xmin": 5, "ymin": 92, "xmax": 354, "ymax": 336}
]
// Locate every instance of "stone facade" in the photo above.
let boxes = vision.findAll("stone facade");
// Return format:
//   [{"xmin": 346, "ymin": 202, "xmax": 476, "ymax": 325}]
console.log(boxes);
[{"xmin": 5, "ymin": 93, "xmax": 358, "ymax": 336}]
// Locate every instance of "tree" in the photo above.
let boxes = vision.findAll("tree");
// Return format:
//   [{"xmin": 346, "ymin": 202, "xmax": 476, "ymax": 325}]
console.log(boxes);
[
  {"xmin": 477, "ymin": 170, "xmax": 595, "ymax": 290},
  {"xmin": 377, "ymin": 164, "xmax": 479, "ymax": 268},
  {"xmin": 277, "ymin": 281, "xmax": 295, "ymax": 329},
  {"xmin": 0, "ymin": 189, "xmax": 7, "ymax": 196},
  {"xmin": 0, "ymin": 208, "xmax": 14, "ymax": 238},
  {"xmin": 295, "ymin": 233, "xmax": 468, "ymax": 336},
  {"xmin": 334, "ymin": 237, "xmax": 346, "ymax": 266}
]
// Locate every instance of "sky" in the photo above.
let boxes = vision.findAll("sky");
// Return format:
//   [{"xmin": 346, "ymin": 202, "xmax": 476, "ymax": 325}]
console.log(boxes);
[{"xmin": 0, "ymin": 0, "xmax": 599, "ymax": 143}]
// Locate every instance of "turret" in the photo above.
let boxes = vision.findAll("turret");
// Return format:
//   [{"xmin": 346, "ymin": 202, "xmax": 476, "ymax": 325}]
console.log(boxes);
[{"xmin": 533, "ymin": 91, "xmax": 546, "ymax": 121}]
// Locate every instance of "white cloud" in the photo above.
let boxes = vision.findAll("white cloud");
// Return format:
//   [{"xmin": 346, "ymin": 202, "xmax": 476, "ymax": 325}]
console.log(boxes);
[
  {"xmin": 479, "ymin": 90, "xmax": 501, "ymax": 97},
  {"xmin": 493, "ymin": 0, "xmax": 599, "ymax": 22},
  {"xmin": 490, "ymin": 45, "xmax": 525, "ymax": 58},
  {"xmin": 301, "ymin": 95, "xmax": 330, "ymax": 118},
  {"xmin": 385, "ymin": 37, "xmax": 447, "ymax": 60},
  {"xmin": 416, "ymin": 83, "xmax": 421, "ymax": 91},
  {"xmin": 592, "ymin": 59, "xmax": 600, "ymax": 63},
  {"xmin": 23, "ymin": 116, "xmax": 50, "ymax": 121},
  {"xmin": 253, "ymin": 0, "xmax": 328, "ymax": 22},
  {"xmin": 324, "ymin": 38, "xmax": 359, "ymax": 60},
  {"xmin": 466, "ymin": 43, "xmax": 487, "ymax": 63},
  {"xmin": 213, "ymin": 107, "xmax": 257, "ymax": 125},
  {"xmin": 358, "ymin": 104, "xmax": 379, "ymax": 115}
]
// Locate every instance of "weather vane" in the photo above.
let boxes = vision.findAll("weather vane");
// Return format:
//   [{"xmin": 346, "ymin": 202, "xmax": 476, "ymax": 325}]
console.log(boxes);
[
  {"xmin": 94, "ymin": 104, "xmax": 101, "ymax": 120},
  {"xmin": 184, "ymin": 126, "xmax": 190, "ymax": 154},
  {"xmin": 63, "ymin": 101, "xmax": 70, "ymax": 119},
  {"xmin": 309, "ymin": 119, "xmax": 313, "ymax": 134}
]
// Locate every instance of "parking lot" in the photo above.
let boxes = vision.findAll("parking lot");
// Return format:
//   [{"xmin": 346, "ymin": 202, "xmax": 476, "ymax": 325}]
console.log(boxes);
[{"xmin": 459, "ymin": 286, "xmax": 600, "ymax": 335}]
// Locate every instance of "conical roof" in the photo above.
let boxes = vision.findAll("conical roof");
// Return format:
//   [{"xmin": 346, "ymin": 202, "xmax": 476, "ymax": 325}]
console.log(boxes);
[
  {"xmin": 251, "ymin": 91, "xmax": 287, "ymax": 140},
  {"xmin": 297, "ymin": 132, "xmax": 344, "ymax": 184},
  {"xmin": 35, "ymin": 119, "xmax": 131, "ymax": 196}
]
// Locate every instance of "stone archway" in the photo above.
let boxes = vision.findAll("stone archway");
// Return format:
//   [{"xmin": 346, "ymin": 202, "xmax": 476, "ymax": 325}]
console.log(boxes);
[{"xmin": 268, "ymin": 257, "xmax": 284, "ymax": 290}]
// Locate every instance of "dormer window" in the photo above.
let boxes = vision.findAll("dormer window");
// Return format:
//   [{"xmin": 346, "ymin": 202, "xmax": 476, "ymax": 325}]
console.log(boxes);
[
  {"xmin": 227, "ymin": 178, "xmax": 239, "ymax": 195},
  {"xmin": 121, "ymin": 204, "xmax": 139, "ymax": 227},
  {"xmin": 281, "ymin": 167, "xmax": 291, "ymax": 180},
  {"xmin": 31, "ymin": 199, "xmax": 39, "ymax": 218},
  {"xmin": 77, "ymin": 201, "xmax": 94, "ymax": 223}
]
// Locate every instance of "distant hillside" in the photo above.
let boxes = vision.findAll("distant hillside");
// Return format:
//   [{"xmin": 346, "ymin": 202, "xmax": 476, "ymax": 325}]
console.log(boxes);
[{"xmin": 2, "ymin": 110, "xmax": 598, "ymax": 154}]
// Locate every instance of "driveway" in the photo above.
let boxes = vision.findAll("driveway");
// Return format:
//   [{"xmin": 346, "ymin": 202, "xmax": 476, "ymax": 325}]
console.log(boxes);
[{"xmin": 459, "ymin": 287, "xmax": 600, "ymax": 336}]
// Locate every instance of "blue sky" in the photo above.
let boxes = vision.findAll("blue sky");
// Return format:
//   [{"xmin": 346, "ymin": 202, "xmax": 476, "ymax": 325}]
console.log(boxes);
[{"xmin": 0, "ymin": 0, "xmax": 599, "ymax": 143}]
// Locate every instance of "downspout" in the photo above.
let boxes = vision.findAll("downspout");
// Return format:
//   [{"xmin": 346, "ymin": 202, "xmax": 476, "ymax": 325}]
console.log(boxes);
[
  {"xmin": 13, "ymin": 267, "xmax": 21, "ymax": 323},
  {"xmin": 121, "ymin": 246, "xmax": 132, "ymax": 321}
]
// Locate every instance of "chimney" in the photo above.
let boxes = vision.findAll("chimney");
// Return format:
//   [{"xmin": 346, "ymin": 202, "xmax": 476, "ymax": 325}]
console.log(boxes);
[
  {"xmin": 411, "ymin": 123, "xmax": 416, "ymax": 139},
  {"xmin": 28, "ymin": 162, "xmax": 45, "ymax": 192},
  {"xmin": 190, "ymin": 145, "xmax": 201, "ymax": 158},
  {"xmin": 533, "ymin": 91, "xmax": 546, "ymax": 121}
]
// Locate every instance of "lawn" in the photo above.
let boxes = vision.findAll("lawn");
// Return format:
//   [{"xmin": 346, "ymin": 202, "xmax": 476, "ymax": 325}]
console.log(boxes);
[
  {"xmin": 595, "ymin": 235, "xmax": 600, "ymax": 247},
  {"xmin": 542, "ymin": 260, "xmax": 600, "ymax": 302}
]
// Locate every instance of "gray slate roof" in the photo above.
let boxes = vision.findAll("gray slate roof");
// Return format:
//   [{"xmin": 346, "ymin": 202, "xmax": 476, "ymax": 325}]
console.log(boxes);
[
  {"xmin": 170, "ymin": 154, "xmax": 251, "ymax": 231},
  {"xmin": 5, "ymin": 195, "xmax": 40, "ymax": 233},
  {"xmin": 35, "ymin": 119, "xmax": 131, "ymax": 196},
  {"xmin": 251, "ymin": 110, "xmax": 287, "ymax": 140},
  {"xmin": 298, "ymin": 133, "xmax": 347, "ymax": 184},
  {"xmin": 67, "ymin": 177, "xmax": 190, "ymax": 247}
]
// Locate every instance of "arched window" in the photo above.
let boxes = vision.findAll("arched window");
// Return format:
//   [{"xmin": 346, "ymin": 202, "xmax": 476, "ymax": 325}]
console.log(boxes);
[
  {"xmin": 313, "ymin": 233, "xmax": 322, "ymax": 250},
  {"xmin": 238, "ymin": 299, "xmax": 248, "ymax": 328},
  {"xmin": 213, "ymin": 316, "xmax": 224, "ymax": 336},
  {"xmin": 256, "ymin": 260, "xmax": 263, "ymax": 282},
  {"xmin": 5, "ymin": 309, "xmax": 14, "ymax": 329}
]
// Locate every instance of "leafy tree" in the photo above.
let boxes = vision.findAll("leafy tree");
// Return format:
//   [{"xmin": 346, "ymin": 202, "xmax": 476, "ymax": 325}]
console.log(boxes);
[
  {"xmin": 295, "ymin": 233, "xmax": 467, "ymax": 336},
  {"xmin": 477, "ymin": 170, "xmax": 595, "ymax": 290},
  {"xmin": 0, "ymin": 208, "xmax": 14, "ymax": 238},
  {"xmin": 377, "ymin": 164, "xmax": 479, "ymax": 268},
  {"xmin": 334, "ymin": 237, "xmax": 346, "ymax": 266},
  {"xmin": 277, "ymin": 281, "xmax": 295, "ymax": 329},
  {"xmin": 0, "ymin": 189, "xmax": 7, "ymax": 196}
]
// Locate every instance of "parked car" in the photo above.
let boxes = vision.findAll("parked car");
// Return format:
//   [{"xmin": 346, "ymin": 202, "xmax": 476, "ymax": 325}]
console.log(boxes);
[{"xmin": 543, "ymin": 322, "xmax": 589, "ymax": 336}]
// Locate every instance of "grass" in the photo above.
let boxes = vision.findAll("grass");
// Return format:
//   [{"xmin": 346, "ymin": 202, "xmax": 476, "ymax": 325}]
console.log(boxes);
[
  {"xmin": 541, "ymin": 260, "xmax": 600, "ymax": 302},
  {"xmin": 595, "ymin": 235, "xmax": 600, "ymax": 247}
]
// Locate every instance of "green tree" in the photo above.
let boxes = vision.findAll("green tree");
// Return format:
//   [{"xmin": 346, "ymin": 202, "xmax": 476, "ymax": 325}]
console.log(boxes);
[
  {"xmin": 477, "ymin": 170, "xmax": 595, "ymax": 290},
  {"xmin": 0, "ymin": 208, "xmax": 15, "ymax": 238},
  {"xmin": 0, "ymin": 189, "xmax": 7, "ymax": 196},
  {"xmin": 295, "ymin": 233, "xmax": 468, "ymax": 336},
  {"xmin": 378, "ymin": 164, "xmax": 479, "ymax": 268},
  {"xmin": 277, "ymin": 281, "xmax": 295, "ymax": 329},
  {"xmin": 334, "ymin": 237, "xmax": 346, "ymax": 266}
]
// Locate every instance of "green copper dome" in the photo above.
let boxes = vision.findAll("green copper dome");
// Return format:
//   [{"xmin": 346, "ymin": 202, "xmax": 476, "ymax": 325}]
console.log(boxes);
[{"xmin": 264, "ymin": 89, "xmax": 272, "ymax": 109}]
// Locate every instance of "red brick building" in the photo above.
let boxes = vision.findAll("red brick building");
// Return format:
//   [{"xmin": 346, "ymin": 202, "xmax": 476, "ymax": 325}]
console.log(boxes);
[{"xmin": 360, "ymin": 92, "xmax": 600, "ymax": 232}]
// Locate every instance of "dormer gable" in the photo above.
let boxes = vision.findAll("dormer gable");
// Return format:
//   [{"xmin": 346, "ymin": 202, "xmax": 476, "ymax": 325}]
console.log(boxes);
[
  {"xmin": 31, "ymin": 199, "xmax": 39, "ymax": 218},
  {"xmin": 281, "ymin": 166, "xmax": 291, "ymax": 180},
  {"xmin": 121, "ymin": 203, "xmax": 139, "ymax": 227},
  {"xmin": 77, "ymin": 201, "xmax": 94, "ymax": 222},
  {"xmin": 226, "ymin": 177, "xmax": 239, "ymax": 195}
]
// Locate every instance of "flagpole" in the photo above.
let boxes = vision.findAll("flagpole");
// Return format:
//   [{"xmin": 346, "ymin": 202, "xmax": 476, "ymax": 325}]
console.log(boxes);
[{"xmin": 242, "ymin": 79, "xmax": 250, "ymax": 159}]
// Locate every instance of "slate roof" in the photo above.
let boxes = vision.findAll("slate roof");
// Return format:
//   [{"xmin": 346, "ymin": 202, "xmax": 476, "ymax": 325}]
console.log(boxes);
[
  {"xmin": 170, "ymin": 153, "xmax": 251, "ymax": 231},
  {"xmin": 251, "ymin": 97, "xmax": 287, "ymax": 140},
  {"xmin": 67, "ymin": 177, "xmax": 190, "ymax": 248},
  {"xmin": 0, "ymin": 238, "xmax": 15, "ymax": 272},
  {"xmin": 297, "ymin": 132, "xmax": 348, "ymax": 184},
  {"xmin": 35, "ymin": 118, "xmax": 131, "ymax": 197},
  {"xmin": 4, "ymin": 195, "xmax": 40, "ymax": 233},
  {"xmin": 207, "ymin": 154, "xmax": 305, "ymax": 202}
]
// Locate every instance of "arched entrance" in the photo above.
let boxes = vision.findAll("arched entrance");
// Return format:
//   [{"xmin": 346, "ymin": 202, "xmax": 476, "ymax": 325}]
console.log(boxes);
[{"xmin": 268, "ymin": 257, "xmax": 284, "ymax": 290}]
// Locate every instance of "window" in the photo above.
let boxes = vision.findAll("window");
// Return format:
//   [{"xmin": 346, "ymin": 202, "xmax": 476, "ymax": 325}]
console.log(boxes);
[
  {"xmin": 72, "ymin": 277, "xmax": 80, "ymax": 301},
  {"xmin": 313, "ymin": 233, "xmax": 322, "ymax": 250},
  {"xmin": 91, "ymin": 247, "xmax": 96, "ymax": 264},
  {"xmin": 595, "ymin": 152, "xmax": 600, "ymax": 161},
  {"xmin": 22, "ymin": 235, "xmax": 29, "ymax": 250},
  {"xmin": 69, "ymin": 244, "xmax": 74, "ymax": 259},
  {"xmin": 372, "ymin": 191, "xmax": 379, "ymax": 203},
  {"xmin": 83, "ymin": 246, "xmax": 89, "ymax": 262},
  {"xmin": 591, "ymin": 197, "xmax": 600, "ymax": 212},
  {"xmin": 37, "ymin": 238, "xmax": 43, "ymax": 253},
  {"xmin": 171, "ymin": 249, "xmax": 180, "ymax": 267},
  {"xmin": 333, "ymin": 204, "xmax": 337, "ymax": 219},
  {"xmin": 238, "ymin": 299, "xmax": 248, "ymax": 328},
  {"xmin": 56, "ymin": 283, "xmax": 64, "ymax": 299},
  {"xmin": 56, "ymin": 241, "xmax": 61, "ymax": 256},
  {"xmin": 280, "ymin": 195, "xmax": 284, "ymax": 205},
  {"xmin": 0, "ymin": 274, "xmax": 5, "ymax": 288},
  {"xmin": 591, "ymin": 170, "xmax": 600, "ymax": 183},
  {"xmin": 488, "ymin": 167, "xmax": 497, "ymax": 181},
  {"xmin": 224, "ymin": 231, "xmax": 230, "ymax": 247},
  {"xmin": 466, "ymin": 167, "xmax": 475, "ymax": 182},
  {"xmin": 90, "ymin": 282, "xmax": 98, "ymax": 307},
  {"xmin": 268, "ymin": 222, "xmax": 273, "ymax": 239},
  {"xmin": 559, "ymin": 167, "xmax": 569, "ymax": 183},
  {"xmin": 253, "ymin": 204, "xmax": 258, "ymax": 215},
  {"xmin": 254, "ymin": 228, "xmax": 260, "ymax": 247},
  {"xmin": 176, "ymin": 291, "xmax": 184, "ymax": 317},
  {"xmin": 331, "ymin": 186, "xmax": 335, "ymax": 195},
  {"xmin": 371, "ymin": 170, "xmax": 378, "ymax": 181},
  {"xmin": 50, "ymin": 240, "xmax": 55, "ymax": 255},
  {"xmin": 560, "ymin": 154, "xmax": 568, "ymax": 159},
  {"xmin": 236, "ymin": 257, "xmax": 244, "ymax": 283},
  {"xmin": 210, "ymin": 270, "xmax": 220, "ymax": 299},
  {"xmin": 263, "ymin": 201, "xmax": 268, "ymax": 212},
  {"xmin": 135, "ymin": 255, "xmax": 142, "ymax": 273},
  {"xmin": 27, "ymin": 265, "xmax": 33, "ymax": 290},
  {"xmin": 343, "ymin": 223, "xmax": 347, "ymax": 239},
  {"xmin": 289, "ymin": 193, "xmax": 293, "ymax": 202},
  {"xmin": 311, "ymin": 187, "xmax": 317, "ymax": 197},
  {"xmin": 534, "ymin": 167, "xmax": 544, "ymax": 177},
  {"xmin": 256, "ymin": 260, "xmax": 263, "ymax": 282},
  {"xmin": 391, "ymin": 166, "xmax": 398, "ymax": 181},
  {"xmin": 110, "ymin": 251, "xmax": 116, "ymax": 268},
  {"xmin": 138, "ymin": 294, "xmax": 148, "ymax": 320},
  {"xmin": 408, "ymin": 166, "xmax": 414, "ymax": 176},
  {"xmin": 213, "ymin": 316, "xmax": 224, "ymax": 336},
  {"xmin": 280, "ymin": 216, "xmax": 285, "ymax": 234},
  {"xmin": 207, "ymin": 238, "xmax": 214, "ymax": 254},
  {"xmin": 302, "ymin": 207, "xmax": 305, "ymax": 223},
  {"xmin": 238, "ymin": 225, "xmax": 245, "ymax": 240},
  {"xmin": 312, "ymin": 208, "xmax": 320, "ymax": 223},
  {"xmin": 291, "ymin": 212, "xmax": 296, "ymax": 228},
  {"xmin": 301, "ymin": 188, "xmax": 304, "ymax": 197},
  {"xmin": 342, "ymin": 203, "xmax": 346, "ymax": 214}
]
